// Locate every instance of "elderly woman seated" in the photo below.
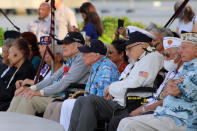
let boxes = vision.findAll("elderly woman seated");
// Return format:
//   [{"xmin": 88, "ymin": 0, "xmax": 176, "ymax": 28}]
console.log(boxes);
[
  {"xmin": 0, "ymin": 38, "xmax": 35, "ymax": 111},
  {"xmin": 15, "ymin": 45, "xmax": 63, "ymax": 88}
]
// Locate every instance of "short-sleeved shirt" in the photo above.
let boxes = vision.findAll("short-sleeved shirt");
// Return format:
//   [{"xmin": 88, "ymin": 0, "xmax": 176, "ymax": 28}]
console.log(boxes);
[
  {"xmin": 85, "ymin": 56, "xmax": 119, "ymax": 97},
  {"xmin": 177, "ymin": 15, "xmax": 197, "ymax": 35},
  {"xmin": 55, "ymin": 5, "xmax": 78, "ymax": 39},
  {"xmin": 26, "ymin": 17, "xmax": 50, "ymax": 42},
  {"xmin": 82, "ymin": 22, "xmax": 99, "ymax": 40}
]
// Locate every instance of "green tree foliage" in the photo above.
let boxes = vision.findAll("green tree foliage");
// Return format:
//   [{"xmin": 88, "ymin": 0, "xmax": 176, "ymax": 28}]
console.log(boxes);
[
  {"xmin": 0, "ymin": 27, "xmax": 4, "ymax": 47},
  {"xmin": 79, "ymin": 16, "xmax": 146, "ymax": 44},
  {"xmin": 0, "ymin": 17, "xmax": 146, "ymax": 47}
]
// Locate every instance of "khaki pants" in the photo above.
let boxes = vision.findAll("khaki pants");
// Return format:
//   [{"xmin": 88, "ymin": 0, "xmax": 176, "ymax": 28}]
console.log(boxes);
[
  {"xmin": 43, "ymin": 102, "xmax": 63, "ymax": 122},
  {"xmin": 7, "ymin": 95, "xmax": 55, "ymax": 115},
  {"xmin": 117, "ymin": 114, "xmax": 186, "ymax": 131}
]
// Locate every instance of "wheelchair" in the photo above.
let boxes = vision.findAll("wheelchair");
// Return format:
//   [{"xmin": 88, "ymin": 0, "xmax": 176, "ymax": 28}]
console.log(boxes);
[{"xmin": 61, "ymin": 70, "xmax": 165, "ymax": 131}]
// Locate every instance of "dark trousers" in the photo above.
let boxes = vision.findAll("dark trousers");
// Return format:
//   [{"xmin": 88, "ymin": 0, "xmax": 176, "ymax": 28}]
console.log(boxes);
[
  {"xmin": 108, "ymin": 111, "xmax": 129, "ymax": 131},
  {"xmin": 68, "ymin": 95, "xmax": 123, "ymax": 131},
  {"xmin": 0, "ymin": 101, "xmax": 10, "ymax": 111}
]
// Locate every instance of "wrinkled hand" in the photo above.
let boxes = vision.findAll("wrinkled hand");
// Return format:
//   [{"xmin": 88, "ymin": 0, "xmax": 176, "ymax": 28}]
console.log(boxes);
[
  {"xmin": 68, "ymin": 26, "xmax": 78, "ymax": 32},
  {"xmin": 21, "ymin": 79, "xmax": 34, "ymax": 86},
  {"xmin": 159, "ymin": 89, "xmax": 168, "ymax": 99},
  {"xmin": 129, "ymin": 106, "xmax": 143, "ymax": 116},
  {"xmin": 165, "ymin": 77, "xmax": 184, "ymax": 96},
  {"xmin": 22, "ymin": 90, "xmax": 42, "ymax": 99},
  {"xmin": 104, "ymin": 86, "xmax": 109, "ymax": 96},
  {"xmin": 104, "ymin": 94, "xmax": 113, "ymax": 100},
  {"xmin": 104, "ymin": 86, "xmax": 113, "ymax": 100},
  {"xmin": 15, "ymin": 86, "xmax": 27, "ymax": 96},
  {"xmin": 166, "ymin": 86, "xmax": 181, "ymax": 96},
  {"xmin": 15, "ymin": 80, "xmax": 23, "ymax": 89}
]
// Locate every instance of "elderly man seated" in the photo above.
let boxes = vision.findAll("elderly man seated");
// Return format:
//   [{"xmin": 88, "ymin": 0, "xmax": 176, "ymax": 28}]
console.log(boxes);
[
  {"xmin": 108, "ymin": 36, "xmax": 183, "ymax": 131},
  {"xmin": 7, "ymin": 32, "xmax": 90, "ymax": 115},
  {"xmin": 68, "ymin": 27, "xmax": 163, "ymax": 131},
  {"xmin": 117, "ymin": 33, "xmax": 197, "ymax": 131},
  {"xmin": 58, "ymin": 39, "xmax": 120, "ymax": 130}
]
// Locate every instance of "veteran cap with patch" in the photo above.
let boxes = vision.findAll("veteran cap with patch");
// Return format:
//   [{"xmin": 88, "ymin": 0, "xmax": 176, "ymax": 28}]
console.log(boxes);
[
  {"xmin": 78, "ymin": 39, "xmax": 107, "ymax": 55},
  {"xmin": 56, "ymin": 32, "xmax": 85, "ymax": 45},
  {"xmin": 125, "ymin": 26, "xmax": 155, "ymax": 46},
  {"xmin": 163, "ymin": 37, "xmax": 182, "ymax": 50},
  {"xmin": 181, "ymin": 33, "xmax": 197, "ymax": 45}
]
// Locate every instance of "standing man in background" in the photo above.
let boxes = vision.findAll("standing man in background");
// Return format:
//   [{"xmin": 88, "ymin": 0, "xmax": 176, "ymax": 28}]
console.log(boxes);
[
  {"xmin": 26, "ymin": 2, "xmax": 51, "ymax": 42},
  {"xmin": 55, "ymin": 0, "xmax": 78, "ymax": 39}
]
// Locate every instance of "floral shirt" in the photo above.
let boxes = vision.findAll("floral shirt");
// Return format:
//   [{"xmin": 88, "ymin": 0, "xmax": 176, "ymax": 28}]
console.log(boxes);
[
  {"xmin": 155, "ymin": 58, "xmax": 197, "ymax": 131},
  {"xmin": 85, "ymin": 56, "xmax": 119, "ymax": 97}
]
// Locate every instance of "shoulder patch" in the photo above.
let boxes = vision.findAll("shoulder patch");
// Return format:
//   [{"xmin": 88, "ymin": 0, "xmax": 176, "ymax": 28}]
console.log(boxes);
[{"xmin": 138, "ymin": 71, "xmax": 148, "ymax": 78}]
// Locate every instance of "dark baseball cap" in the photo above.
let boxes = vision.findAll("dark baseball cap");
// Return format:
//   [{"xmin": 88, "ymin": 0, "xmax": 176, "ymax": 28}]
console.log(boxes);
[
  {"xmin": 78, "ymin": 39, "xmax": 107, "ymax": 55},
  {"xmin": 57, "ymin": 32, "xmax": 85, "ymax": 45},
  {"xmin": 4, "ymin": 30, "xmax": 20, "ymax": 40}
]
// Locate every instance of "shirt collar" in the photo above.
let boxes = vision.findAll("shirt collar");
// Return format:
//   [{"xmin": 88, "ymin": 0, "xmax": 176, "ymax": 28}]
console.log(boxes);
[
  {"xmin": 183, "ymin": 58, "xmax": 197, "ymax": 67},
  {"xmin": 139, "ymin": 46, "xmax": 156, "ymax": 60},
  {"xmin": 91, "ymin": 56, "xmax": 107, "ymax": 71},
  {"xmin": 37, "ymin": 16, "xmax": 50, "ymax": 22},
  {"xmin": 65, "ymin": 53, "xmax": 79, "ymax": 67}
]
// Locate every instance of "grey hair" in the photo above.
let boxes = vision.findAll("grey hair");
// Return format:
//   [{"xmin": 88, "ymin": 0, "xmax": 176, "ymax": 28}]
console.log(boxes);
[
  {"xmin": 159, "ymin": 28, "xmax": 174, "ymax": 38},
  {"xmin": 54, "ymin": 45, "xmax": 63, "ymax": 55},
  {"xmin": 3, "ymin": 38, "xmax": 15, "ymax": 49},
  {"xmin": 145, "ymin": 23, "xmax": 159, "ymax": 33}
]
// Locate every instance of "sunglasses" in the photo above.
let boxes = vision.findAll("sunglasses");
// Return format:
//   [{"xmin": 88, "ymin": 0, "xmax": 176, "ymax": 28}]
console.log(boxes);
[
  {"xmin": 163, "ymin": 53, "xmax": 171, "ymax": 58},
  {"xmin": 125, "ymin": 43, "xmax": 141, "ymax": 52}
]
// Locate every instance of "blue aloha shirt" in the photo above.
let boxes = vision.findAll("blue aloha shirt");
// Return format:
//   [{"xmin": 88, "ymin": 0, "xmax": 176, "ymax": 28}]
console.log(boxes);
[
  {"xmin": 154, "ymin": 58, "xmax": 197, "ymax": 131},
  {"xmin": 85, "ymin": 56, "xmax": 120, "ymax": 97}
]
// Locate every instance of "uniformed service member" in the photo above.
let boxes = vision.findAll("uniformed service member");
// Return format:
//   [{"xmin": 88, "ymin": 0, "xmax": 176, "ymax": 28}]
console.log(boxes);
[{"xmin": 68, "ymin": 27, "xmax": 164, "ymax": 131}]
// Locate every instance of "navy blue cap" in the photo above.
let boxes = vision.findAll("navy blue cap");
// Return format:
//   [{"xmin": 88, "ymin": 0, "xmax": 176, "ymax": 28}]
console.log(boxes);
[
  {"xmin": 57, "ymin": 32, "xmax": 85, "ymax": 45},
  {"xmin": 4, "ymin": 30, "xmax": 20, "ymax": 40},
  {"xmin": 125, "ymin": 31, "xmax": 153, "ymax": 46},
  {"xmin": 78, "ymin": 39, "xmax": 107, "ymax": 55}
]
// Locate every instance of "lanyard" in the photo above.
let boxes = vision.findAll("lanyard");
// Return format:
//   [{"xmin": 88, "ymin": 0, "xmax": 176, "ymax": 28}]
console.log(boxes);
[
  {"xmin": 6, "ymin": 68, "xmax": 19, "ymax": 89},
  {"xmin": 156, "ymin": 70, "xmax": 179, "ymax": 100},
  {"xmin": 87, "ymin": 57, "xmax": 106, "ymax": 91},
  {"xmin": 119, "ymin": 65, "xmax": 134, "ymax": 81},
  {"xmin": 1, "ymin": 67, "xmax": 10, "ymax": 78}
]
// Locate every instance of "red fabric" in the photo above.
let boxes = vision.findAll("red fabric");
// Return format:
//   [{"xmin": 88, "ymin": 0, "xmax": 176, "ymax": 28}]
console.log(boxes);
[
  {"xmin": 64, "ymin": 67, "xmax": 70, "ymax": 76},
  {"xmin": 118, "ymin": 62, "xmax": 128, "ymax": 74}
]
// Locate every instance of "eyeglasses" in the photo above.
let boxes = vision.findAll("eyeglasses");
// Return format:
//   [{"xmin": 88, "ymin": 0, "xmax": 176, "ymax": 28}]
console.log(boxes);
[
  {"xmin": 163, "ymin": 53, "xmax": 171, "ymax": 58},
  {"xmin": 108, "ymin": 51, "xmax": 113, "ymax": 54},
  {"xmin": 125, "ymin": 43, "xmax": 141, "ymax": 52}
]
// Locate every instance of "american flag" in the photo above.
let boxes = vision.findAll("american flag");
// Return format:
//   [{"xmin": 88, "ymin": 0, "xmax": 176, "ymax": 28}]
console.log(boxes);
[{"xmin": 138, "ymin": 71, "xmax": 148, "ymax": 78}]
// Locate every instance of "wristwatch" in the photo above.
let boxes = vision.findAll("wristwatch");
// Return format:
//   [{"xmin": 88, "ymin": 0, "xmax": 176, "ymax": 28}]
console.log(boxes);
[{"xmin": 142, "ymin": 106, "xmax": 146, "ymax": 113}]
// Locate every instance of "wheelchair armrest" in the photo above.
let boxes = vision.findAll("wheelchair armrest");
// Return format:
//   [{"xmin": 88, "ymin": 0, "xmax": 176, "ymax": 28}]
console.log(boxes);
[
  {"xmin": 125, "ymin": 87, "xmax": 154, "ymax": 112},
  {"xmin": 64, "ymin": 83, "xmax": 86, "ymax": 99},
  {"xmin": 126, "ymin": 87, "xmax": 155, "ymax": 94},
  {"xmin": 68, "ymin": 83, "xmax": 86, "ymax": 89},
  {"xmin": 71, "ymin": 91, "xmax": 89, "ymax": 98}
]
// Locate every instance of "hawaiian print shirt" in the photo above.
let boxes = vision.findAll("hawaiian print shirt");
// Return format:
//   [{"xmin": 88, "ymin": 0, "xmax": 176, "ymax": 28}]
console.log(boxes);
[
  {"xmin": 155, "ymin": 58, "xmax": 197, "ymax": 131},
  {"xmin": 85, "ymin": 56, "xmax": 119, "ymax": 97}
]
